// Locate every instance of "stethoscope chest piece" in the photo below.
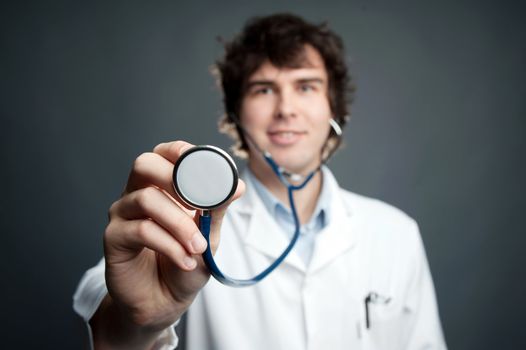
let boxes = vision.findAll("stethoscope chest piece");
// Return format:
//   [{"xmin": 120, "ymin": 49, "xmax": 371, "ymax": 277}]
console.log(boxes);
[
  {"xmin": 171, "ymin": 144, "xmax": 310, "ymax": 287},
  {"xmin": 172, "ymin": 145, "xmax": 238, "ymax": 210}
]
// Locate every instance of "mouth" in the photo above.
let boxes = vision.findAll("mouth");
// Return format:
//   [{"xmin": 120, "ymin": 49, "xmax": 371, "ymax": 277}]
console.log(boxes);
[{"xmin": 267, "ymin": 130, "xmax": 306, "ymax": 145}]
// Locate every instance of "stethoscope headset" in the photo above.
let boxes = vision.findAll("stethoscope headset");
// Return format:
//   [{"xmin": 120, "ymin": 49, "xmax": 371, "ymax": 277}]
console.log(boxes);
[{"xmin": 172, "ymin": 115, "xmax": 344, "ymax": 287}]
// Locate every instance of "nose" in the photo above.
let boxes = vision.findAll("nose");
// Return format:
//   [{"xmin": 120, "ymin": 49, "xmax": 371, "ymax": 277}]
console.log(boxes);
[{"xmin": 275, "ymin": 88, "xmax": 297, "ymax": 120}]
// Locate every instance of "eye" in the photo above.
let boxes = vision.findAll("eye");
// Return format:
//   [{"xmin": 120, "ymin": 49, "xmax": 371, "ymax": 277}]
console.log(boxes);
[
  {"xmin": 255, "ymin": 87, "xmax": 274, "ymax": 95},
  {"xmin": 298, "ymin": 83, "xmax": 315, "ymax": 93},
  {"xmin": 248, "ymin": 85, "xmax": 274, "ymax": 96}
]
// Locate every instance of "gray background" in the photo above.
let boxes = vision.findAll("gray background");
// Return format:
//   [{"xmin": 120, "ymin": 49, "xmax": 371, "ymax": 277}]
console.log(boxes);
[{"xmin": 1, "ymin": 0, "xmax": 525, "ymax": 348}]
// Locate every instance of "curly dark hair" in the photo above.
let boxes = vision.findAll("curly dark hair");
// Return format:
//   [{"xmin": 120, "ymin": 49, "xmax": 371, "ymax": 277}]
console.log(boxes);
[{"xmin": 214, "ymin": 13, "xmax": 353, "ymax": 157}]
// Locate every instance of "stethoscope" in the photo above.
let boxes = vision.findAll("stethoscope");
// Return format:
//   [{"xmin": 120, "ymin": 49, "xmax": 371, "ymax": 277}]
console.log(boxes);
[{"xmin": 172, "ymin": 117, "xmax": 343, "ymax": 287}]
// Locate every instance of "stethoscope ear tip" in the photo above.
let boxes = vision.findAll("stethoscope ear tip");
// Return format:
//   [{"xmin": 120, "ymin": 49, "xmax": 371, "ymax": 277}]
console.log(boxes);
[{"xmin": 329, "ymin": 118, "xmax": 343, "ymax": 136}]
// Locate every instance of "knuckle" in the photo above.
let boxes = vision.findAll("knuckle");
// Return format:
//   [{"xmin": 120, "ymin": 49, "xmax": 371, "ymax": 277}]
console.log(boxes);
[
  {"xmin": 108, "ymin": 200, "xmax": 120, "ymax": 219},
  {"xmin": 168, "ymin": 141, "xmax": 182, "ymax": 157},
  {"xmin": 171, "ymin": 140, "xmax": 191, "ymax": 158},
  {"xmin": 132, "ymin": 152, "xmax": 154, "ymax": 173},
  {"xmin": 133, "ymin": 187, "xmax": 157, "ymax": 211},
  {"xmin": 103, "ymin": 222, "xmax": 115, "ymax": 241},
  {"xmin": 136, "ymin": 220, "xmax": 153, "ymax": 240},
  {"xmin": 152, "ymin": 142, "xmax": 165, "ymax": 152}
]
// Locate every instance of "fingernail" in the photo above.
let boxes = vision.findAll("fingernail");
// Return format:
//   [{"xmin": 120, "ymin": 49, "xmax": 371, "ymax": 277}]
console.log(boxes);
[
  {"xmin": 190, "ymin": 232, "xmax": 208, "ymax": 253},
  {"xmin": 183, "ymin": 256, "xmax": 197, "ymax": 270}
]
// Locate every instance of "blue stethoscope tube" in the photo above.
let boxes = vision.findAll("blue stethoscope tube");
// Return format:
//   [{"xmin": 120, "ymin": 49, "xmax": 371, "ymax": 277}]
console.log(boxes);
[
  {"xmin": 199, "ymin": 152, "xmax": 317, "ymax": 287},
  {"xmin": 191, "ymin": 114, "xmax": 342, "ymax": 287}
]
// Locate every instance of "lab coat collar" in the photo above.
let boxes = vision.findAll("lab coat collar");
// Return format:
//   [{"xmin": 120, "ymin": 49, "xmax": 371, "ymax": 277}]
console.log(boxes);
[{"xmin": 229, "ymin": 167, "xmax": 357, "ymax": 275}]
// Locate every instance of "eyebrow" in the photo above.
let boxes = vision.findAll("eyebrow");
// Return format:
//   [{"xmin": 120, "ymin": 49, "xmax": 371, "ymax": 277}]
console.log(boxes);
[
  {"xmin": 246, "ymin": 80, "xmax": 275, "ymax": 89},
  {"xmin": 246, "ymin": 77, "xmax": 325, "ymax": 89},
  {"xmin": 296, "ymin": 78, "xmax": 325, "ymax": 85}
]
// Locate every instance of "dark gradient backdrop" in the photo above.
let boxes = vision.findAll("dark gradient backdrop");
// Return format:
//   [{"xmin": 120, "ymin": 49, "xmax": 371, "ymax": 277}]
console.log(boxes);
[{"xmin": 1, "ymin": 0, "xmax": 525, "ymax": 349}]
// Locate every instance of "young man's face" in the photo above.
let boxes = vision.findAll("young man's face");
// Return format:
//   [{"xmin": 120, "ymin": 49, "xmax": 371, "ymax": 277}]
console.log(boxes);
[{"xmin": 239, "ymin": 45, "xmax": 333, "ymax": 176}]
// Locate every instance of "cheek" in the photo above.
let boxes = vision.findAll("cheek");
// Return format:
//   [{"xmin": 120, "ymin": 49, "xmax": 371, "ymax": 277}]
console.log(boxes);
[
  {"xmin": 317, "ymin": 96, "xmax": 333, "ymax": 117},
  {"xmin": 307, "ymin": 104, "xmax": 333, "ymax": 146},
  {"xmin": 240, "ymin": 99, "xmax": 273, "ymax": 130},
  {"xmin": 305, "ymin": 98, "xmax": 332, "ymax": 128},
  {"xmin": 314, "ymin": 120, "xmax": 332, "ymax": 145}
]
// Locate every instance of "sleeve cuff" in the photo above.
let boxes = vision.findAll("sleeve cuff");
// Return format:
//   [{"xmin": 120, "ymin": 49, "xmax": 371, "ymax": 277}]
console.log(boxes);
[{"xmin": 72, "ymin": 259, "xmax": 180, "ymax": 349}]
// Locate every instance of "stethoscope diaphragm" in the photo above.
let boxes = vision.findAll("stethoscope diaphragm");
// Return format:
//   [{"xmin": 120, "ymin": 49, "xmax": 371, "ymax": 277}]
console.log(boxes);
[{"xmin": 173, "ymin": 145, "xmax": 238, "ymax": 210}]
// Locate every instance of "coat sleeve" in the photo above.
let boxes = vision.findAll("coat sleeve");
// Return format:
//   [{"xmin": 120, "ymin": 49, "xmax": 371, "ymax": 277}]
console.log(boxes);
[
  {"xmin": 72, "ymin": 259, "xmax": 180, "ymax": 350},
  {"xmin": 404, "ymin": 223, "xmax": 448, "ymax": 350}
]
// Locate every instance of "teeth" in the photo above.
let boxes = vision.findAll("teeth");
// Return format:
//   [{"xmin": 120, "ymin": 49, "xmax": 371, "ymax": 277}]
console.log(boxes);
[{"xmin": 277, "ymin": 132, "xmax": 294, "ymax": 139}]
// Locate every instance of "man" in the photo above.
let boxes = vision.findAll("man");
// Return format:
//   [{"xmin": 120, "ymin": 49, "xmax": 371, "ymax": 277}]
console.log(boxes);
[{"xmin": 74, "ymin": 13, "xmax": 447, "ymax": 349}]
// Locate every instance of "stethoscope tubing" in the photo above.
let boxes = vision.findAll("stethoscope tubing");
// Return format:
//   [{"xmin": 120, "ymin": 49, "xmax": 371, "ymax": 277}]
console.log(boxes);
[
  {"xmin": 189, "ymin": 115, "xmax": 341, "ymax": 287},
  {"xmin": 199, "ymin": 154, "xmax": 317, "ymax": 287}
]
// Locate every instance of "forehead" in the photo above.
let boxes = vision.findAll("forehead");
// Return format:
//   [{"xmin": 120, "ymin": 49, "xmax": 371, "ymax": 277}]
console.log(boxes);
[{"xmin": 248, "ymin": 45, "xmax": 328, "ymax": 81}]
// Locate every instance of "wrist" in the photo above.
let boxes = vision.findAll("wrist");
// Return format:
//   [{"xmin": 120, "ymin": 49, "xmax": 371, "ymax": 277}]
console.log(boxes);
[{"xmin": 90, "ymin": 294, "xmax": 172, "ymax": 350}]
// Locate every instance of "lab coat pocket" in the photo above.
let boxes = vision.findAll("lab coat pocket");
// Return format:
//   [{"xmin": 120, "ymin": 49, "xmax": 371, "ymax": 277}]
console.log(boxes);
[{"xmin": 364, "ymin": 298, "xmax": 412, "ymax": 350}]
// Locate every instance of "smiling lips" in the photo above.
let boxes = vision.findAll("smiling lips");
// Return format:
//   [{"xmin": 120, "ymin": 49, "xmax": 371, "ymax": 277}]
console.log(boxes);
[{"xmin": 267, "ymin": 130, "xmax": 306, "ymax": 146}]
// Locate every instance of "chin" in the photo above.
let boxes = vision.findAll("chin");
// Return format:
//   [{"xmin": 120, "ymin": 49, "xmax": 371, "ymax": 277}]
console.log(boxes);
[{"xmin": 273, "ymin": 155, "xmax": 318, "ymax": 174}]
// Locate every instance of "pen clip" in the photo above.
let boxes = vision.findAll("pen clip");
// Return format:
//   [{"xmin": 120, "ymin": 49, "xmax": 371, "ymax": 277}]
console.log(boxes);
[{"xmin": 364, "ymin": 292, "xmax": 391, "ymax": 329}]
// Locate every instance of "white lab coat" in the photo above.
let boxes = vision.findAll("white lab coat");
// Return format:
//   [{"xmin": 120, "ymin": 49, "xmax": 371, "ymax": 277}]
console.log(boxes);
[{"xmin": 74, "ymin": 168, "xmax": 447, "ymax": 350}]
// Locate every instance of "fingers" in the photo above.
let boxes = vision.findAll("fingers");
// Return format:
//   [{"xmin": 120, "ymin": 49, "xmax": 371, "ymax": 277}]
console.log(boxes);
[
  {"xmin": 153, "ymin": 141, "xmax": 194, "ymax": 164},
  {"xmin": 125, "ymin": 152, "xmax": 194, "ymax": 212},
  {"xmin": 110, "ymin": 186, "xmax": 208, "ymax": 257},
  {"xmin": 114, "ymin": 140, "xmax": 244, "ymax": 258},
  {"xmin": 104, "ymin": 218, "xmax": 199, "ymax": 271},
  {"xmin": 125, "ymin": 141, "xmax": 196, "ymax": 210},
  {"xmin": 125, "ymin": 152, "xmax": 174, "ymax": 195}
]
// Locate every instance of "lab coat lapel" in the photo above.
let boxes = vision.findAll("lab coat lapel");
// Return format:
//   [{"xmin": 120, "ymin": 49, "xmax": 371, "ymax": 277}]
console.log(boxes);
[
  {"xmin": 232, "ymin": 171, "xmax": 306, "ymax": 273},
  {"xmin": 308, "ymin": 171, "xmax": 358, "ymax": 275}
]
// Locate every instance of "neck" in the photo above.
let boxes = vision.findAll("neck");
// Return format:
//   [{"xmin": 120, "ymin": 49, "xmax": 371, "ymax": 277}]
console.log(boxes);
[{"xmin": 249, "ymin": 158, "xmax": 322, "ymax": 225}]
